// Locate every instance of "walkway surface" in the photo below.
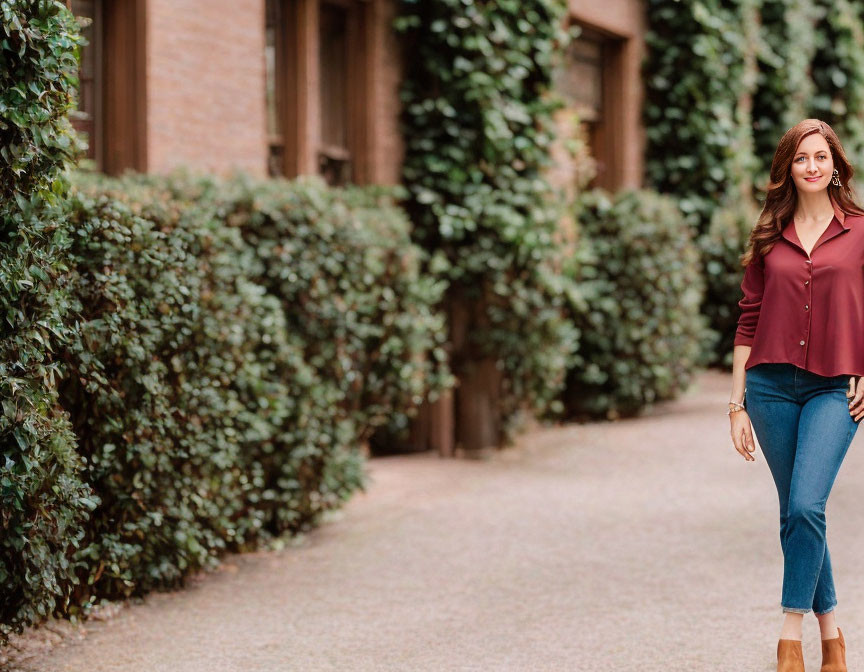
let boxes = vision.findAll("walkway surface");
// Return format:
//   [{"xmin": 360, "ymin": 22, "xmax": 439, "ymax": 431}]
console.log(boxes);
[{"xmin": 10, "ymin": 369, "xmax": 864, "ymax": 671}]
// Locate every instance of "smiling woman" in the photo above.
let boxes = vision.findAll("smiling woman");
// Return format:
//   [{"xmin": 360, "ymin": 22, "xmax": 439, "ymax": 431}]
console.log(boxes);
[{"xmin": 729, "ymin": 119, "xmax": 864, "ymax": 672}]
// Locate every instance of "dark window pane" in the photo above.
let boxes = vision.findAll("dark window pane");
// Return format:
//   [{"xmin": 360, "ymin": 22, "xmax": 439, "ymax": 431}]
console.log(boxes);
[
  {"xmin": 265, "ymin": 0, "xmax": 280, "ymax": 141},
  {"xmin": 319, "ymin": 2, "xmax": 351, "ymax": 185},
  {"xmin": 268, "ymin": 144, "xmax": 284, "ymax": 178},
  {"xmin": 266, "ymin": 0, "xmax": 289, "ymax": 177},
  {"xmin": 554, "ymin": 31, "xmax": 604, "ymax": 122},
  {"xmin": 70, "ymin": 0, "xmax": 101, "ymax": 163}
]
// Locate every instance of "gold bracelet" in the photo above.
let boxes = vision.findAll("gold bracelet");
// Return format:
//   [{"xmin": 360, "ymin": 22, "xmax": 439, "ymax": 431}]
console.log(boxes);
[{"xmin": 727, "ymin": 389, "xmax": 746, "ymax": 415}]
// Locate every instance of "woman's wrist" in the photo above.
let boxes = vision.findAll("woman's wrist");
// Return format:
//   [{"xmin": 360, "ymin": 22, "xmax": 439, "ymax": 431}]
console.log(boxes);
[
  {"xmin": 727, "ymin": 388, "xmax": 746, "ymax": 415},
  {"xmin": 729, "ymin": 387, "xmax": 746, "ymax": 405}
]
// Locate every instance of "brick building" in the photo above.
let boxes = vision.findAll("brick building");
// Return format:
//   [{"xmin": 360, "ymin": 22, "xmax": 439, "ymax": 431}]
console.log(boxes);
[{"xmin": 70, "ymin": 0, "xmax": 645, "ymax": 193}]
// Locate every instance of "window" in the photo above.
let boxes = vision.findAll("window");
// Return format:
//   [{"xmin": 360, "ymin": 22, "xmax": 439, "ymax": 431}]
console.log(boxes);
[
  {"xmin": 554, "ymin": 27, "xmax": 606, "ymax": 185},
  {"xmin": 265, "ymin": 0, "xmax": 287, "ymax": 177},
  {"xmin": 265, "ymin": 0, "xmax": 370, "ymax": 184},
  {"xmin": 318, "ymin": 1, "xmax": 352, "ymax": 185},
  {"xmin": 70, "ymin": 0, "xmax": 104, "ymax": 166},
  {"xmin": 69, "ymin": 0, "xmax": 146, "ymax": 174},
  {"xmin": 553, "ymin": 22, "xmax": 633, "ymax": 191},
  {"xmin": 567, "ymin": 34, "xmax": 604, "ymax": 127}
]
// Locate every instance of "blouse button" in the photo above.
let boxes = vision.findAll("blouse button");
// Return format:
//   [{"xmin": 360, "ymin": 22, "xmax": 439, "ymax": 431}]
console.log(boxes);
[
  {"xmin": 800, "ymin": 340, "xmax": 806, "ymax": 346},
  {"xmin": 804, "ymin": 304, "xmax": 809, "ymax": 310},
  {"xmin": 804, "ymin": 280, "xmax": 809, "ymax": 285}
]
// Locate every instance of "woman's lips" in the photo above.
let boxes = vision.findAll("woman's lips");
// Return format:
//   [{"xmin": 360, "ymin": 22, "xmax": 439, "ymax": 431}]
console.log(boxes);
[{"xmin": 805, "ymin": 176, "xmax": 821, "ymax": 181}]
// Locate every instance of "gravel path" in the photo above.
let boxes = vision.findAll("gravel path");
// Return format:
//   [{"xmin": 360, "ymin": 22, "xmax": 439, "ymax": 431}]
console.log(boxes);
[{"xmin": 11, "ymin": 369, "xmax": 864, "ymax": 671}]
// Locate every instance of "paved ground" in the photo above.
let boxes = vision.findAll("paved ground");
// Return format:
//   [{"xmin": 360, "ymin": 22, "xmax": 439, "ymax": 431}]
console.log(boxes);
[{"xmin": 9, "ymin": 369, "xmax": 864, "ymax": 671}]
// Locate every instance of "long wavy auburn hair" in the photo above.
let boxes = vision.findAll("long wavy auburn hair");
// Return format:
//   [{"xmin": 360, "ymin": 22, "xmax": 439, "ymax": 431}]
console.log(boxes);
[{"xmin": 741, "ymin": 119, "xmax": 864, "ymax": 267}]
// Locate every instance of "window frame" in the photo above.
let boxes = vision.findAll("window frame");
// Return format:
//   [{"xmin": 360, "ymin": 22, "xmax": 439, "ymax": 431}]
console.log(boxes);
[
  {"xmin": 69, "ymin": 0, "xmax": 147, "ymax": 174},
  {"xmin": 266, "ymin": 0, "xmax": 371, "ymax": 184}
]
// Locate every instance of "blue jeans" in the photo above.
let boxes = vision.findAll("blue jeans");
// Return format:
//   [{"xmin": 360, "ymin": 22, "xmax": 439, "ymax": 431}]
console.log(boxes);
[{"xmin": 744, "ymin": 362, "xmax": 859, "ymax": 614}]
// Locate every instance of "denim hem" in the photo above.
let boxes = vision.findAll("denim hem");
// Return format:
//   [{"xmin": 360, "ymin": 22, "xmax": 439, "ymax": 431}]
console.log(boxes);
[
  {"xmin": 782, "ymin": 606, "xmax": 811, "ymax": 614},
  {"xmin": 814, "ymin": 604, "xmax": 837, "ymax": 616}
]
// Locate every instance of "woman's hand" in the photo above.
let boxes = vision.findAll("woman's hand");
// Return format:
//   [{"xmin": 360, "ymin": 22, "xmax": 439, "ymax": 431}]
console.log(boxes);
[
  {"xmin": 730, "ymin": 410, "xmax": 756, "ymax": 461},
  {"xmin": 848, "ymin": 375, "xmax": 864, "ymax": 421}
]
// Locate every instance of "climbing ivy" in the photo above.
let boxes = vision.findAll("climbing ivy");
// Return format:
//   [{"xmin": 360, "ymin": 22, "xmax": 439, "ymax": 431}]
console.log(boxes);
[
  {"xmin": 394, "ymin": 0, "xmax": 580, "ymax": 442},
  {"xmin": 643, "ymin": 0, "xmax": 759, "ymax": 231},
  {"xmin": 752, "ymin": 0, "xmax": 864, "ymax": 187},
  {"xmin": 751, "ymin": 0, "xmax": 820, "ymax": 186},
  {"xmin": 0, "ymin": 0, "xmax": 93, "ymax": 642},
  {"xmin": 808, "ymin": 0, "xmax": 864, "ymax": 173},
  {"xmin": 645, "ymin": 0, "xmax": 864, "ymax": 226}
]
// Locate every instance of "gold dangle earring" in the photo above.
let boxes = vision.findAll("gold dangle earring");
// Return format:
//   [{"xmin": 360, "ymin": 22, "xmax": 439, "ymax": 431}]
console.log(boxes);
[{"xmin": 832, "ymin": 168, "xmax": 842, "ymax": 187}]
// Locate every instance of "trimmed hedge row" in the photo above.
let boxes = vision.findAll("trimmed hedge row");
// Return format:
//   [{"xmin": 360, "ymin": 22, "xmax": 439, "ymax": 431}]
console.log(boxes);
[
  {"xmin": 561, "ymin": 189, "xmax": 710, "ymax": 419},
  {"xmin": 2, "ymin": 169, "xmax": 712, "ymax": 636},
  {"xmin": 698, "ymin": 197, "xmax": 762, "ymax": 367},
  {"xmin": 2, "ymin": 170, "xmax": 452, "ymax": 635}
]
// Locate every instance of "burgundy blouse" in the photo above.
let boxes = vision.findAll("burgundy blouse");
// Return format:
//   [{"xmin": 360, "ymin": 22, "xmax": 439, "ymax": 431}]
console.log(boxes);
[{"xmin": 735, "ymin": 199, "xmax": 864, "ymax": 377}]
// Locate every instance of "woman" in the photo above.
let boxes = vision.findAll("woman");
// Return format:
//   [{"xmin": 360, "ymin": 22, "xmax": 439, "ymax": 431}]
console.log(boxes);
[{"xmin": 730, "ymin": 119, "xmax": 864, "ymax": 672}]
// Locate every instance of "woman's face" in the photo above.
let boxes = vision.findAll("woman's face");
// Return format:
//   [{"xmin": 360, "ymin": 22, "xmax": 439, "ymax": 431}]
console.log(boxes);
[{"xmin": 791, "ymin": 133, "xmax": 834, "ymax": 194}]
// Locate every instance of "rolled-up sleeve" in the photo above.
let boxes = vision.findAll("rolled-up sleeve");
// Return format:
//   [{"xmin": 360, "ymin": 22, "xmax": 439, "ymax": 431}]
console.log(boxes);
[{"xmin": 734, "ymin": 255, "xmax": 764, "ymax": 346}]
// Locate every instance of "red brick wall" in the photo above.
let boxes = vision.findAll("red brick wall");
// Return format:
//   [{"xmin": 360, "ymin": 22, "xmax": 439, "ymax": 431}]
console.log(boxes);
[
  {"xmin": 139, "ymin": 0, "xmax": 642, "ymax": 192},
  {"xmin": 146, "ymin": 0, "xmax": 268, "ymax": 177}
]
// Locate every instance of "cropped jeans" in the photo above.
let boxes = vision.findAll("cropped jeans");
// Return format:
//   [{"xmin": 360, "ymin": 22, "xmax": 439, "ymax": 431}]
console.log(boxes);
[{"xmin": 744, "ymin": 362, "xmax": 859, "ymax": 615}]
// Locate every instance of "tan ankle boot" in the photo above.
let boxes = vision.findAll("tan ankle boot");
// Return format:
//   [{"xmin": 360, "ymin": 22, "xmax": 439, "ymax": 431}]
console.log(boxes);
[
  {"xmin": 821, "ymin": 626, "xmax": 847, "ymax": 672},
  {"xmin": 778, "ymin": 638, "xmax": 805, "ymax": 672}
]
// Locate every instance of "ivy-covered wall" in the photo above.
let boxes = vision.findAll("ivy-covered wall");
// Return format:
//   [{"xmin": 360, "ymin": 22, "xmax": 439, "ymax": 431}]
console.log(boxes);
[
  {"xmin": 807, "ymin": 1, "xmax": 864, "ymax": 173},
  {"xmin": 394, "ymin": 0, "xmax": 580, "ymax": 444},
  {"xmin": 645, "ymin": 0, "xmax": 864, "ymax": 231},
  {"xmin": 643, "ymin": 0, "xmax": 759, "ymax": 230},
  {"xmin": 0, "ymin": 1, "xmax": 454, "ymax": 638}
]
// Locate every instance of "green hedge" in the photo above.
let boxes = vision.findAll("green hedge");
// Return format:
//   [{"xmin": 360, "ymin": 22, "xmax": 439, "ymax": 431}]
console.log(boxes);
[
  {"xmin": 0, "ymin": 169, "xmax": 451, "ymax": 632},
  {"xmin": 199, "ymin": 174, "xmax": 455, "ymax": 443},
  {"xmin": 698, "ymin": 197, "xmax": 761, "ymax": 367},
  {"xmin": 61, "ymin": 175, "xmax": 327, "ymax": 601},
  {"xmin": 56, "ymin": 170, "xmax": 449, "ymax": 604},
  {"xmin": 561, "ymin": 189, "xmax": 710, "ymax": 419},
  {"xmin": 0, "ymin": 0, "xmax": 94, "ymax": 643}
]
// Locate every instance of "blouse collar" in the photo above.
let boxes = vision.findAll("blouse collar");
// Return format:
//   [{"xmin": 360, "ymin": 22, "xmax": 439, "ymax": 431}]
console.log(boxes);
[
  {"xmin": 780, "ymin": 197, "xmax": 851, "ymax": 252},
  {"xmin": 831, "ymin": 196, "xmax": 848, "ymax": 228}
]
